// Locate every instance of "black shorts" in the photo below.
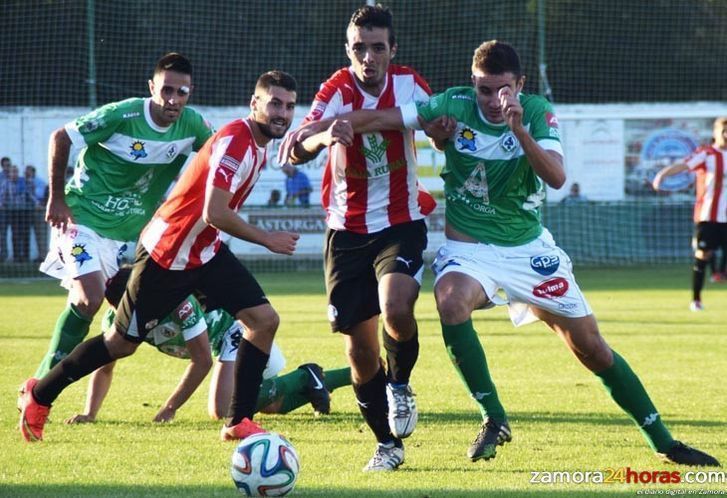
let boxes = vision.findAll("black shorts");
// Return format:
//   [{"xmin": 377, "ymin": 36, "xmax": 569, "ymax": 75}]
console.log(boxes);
[
  {"xmin": 114, "ymin": 243, "xmax": 269, "ymax": 343},
  {"xmin": 324, "ymin": 219, "xmax": 427, "ymax": 333},
  {"xmin": 693, "ymin": 222, "xmax": 727, "ymax": 253}
]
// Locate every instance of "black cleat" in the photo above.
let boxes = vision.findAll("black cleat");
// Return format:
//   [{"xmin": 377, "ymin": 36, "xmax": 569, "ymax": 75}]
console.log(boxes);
[
  {"xmin": 468, "ymin": 417, "xmax": 512, "ymax": 462},
  {"xmin": 658, "ymin": 440, "xmax": 721, "ymax": 467},
  {"xmin": 298, "ymin": 363, "xmax": 331, "ymax": 415}
]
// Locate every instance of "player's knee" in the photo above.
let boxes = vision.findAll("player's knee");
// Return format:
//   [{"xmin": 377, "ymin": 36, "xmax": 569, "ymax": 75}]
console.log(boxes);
[
  {"xmin": 245, "ymin": 307, "xmax": 280, "ymax": 336},
  {"xmin": 381, "ymin": 299, "xmax": 415, "ymax": 333},
  {"xmin": 104, "ymin": 333, "xmax": 138, "ymax": 359},
  {"xmin": 435, "ymin": 290, "xmax": 471, "ymax": 325},
  {"xmin": 72, "ymin": 292, "xmax": 105, "ymax": 317},
  {"xmin": 346, "ymin": 344, "xmax": 380, "ymax": 373}
]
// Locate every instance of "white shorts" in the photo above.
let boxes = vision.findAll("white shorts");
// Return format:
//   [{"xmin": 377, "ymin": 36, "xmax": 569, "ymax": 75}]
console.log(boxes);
[
  {"xmin": 431, "ymin": 229, "xmax": 592, "ymax": 327},
  {"xmin": 39, "ymin": 223, "xmax": 134, "ymax": 289},
  {"xmin": 217, "ymin": 323, "xmax": 286, "ymax": 380}
]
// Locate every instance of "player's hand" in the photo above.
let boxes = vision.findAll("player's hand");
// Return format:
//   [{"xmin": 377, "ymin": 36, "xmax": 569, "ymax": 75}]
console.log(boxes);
[
  {"xmin": 64, "ymin": 413, "xmax": 95, "ymax": 424},
  {"xmin": 264, "ymin": 231, "xmax": 300, "ymax": 256},
  {"xmin": 46, "ymin": 195, "xmax": 74, "ymax": 232},
  {"xmin": 498, "ymin": 87, "xmax": 523, "ymax": 130},
  {"xmin": 323, "ymin": 119, "xmax": 354, "ymax": 147},
  {"xmin": 419, "ymin": 115, "xmax": 457, "ymax": 143},
  {"xmin": 276, "ymin": 120, "xmax": 330, "ymax": 165},
  {"xmin": 153, "ymin": 406, "xmax": 176, "ymax": 423}
]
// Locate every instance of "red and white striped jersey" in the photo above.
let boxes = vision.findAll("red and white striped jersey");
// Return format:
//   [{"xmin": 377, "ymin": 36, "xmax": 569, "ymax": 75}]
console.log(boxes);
[
  {"xmin": 141, "ymin": 119, "xmax": 266, "ymax": 270},
  {"xmin": 304, "ymin": 65, "xmax": 434, "ymax": 234},
  {"xmin": 686, "ymin": 146, "xmax": 726, "ymax": 223}
]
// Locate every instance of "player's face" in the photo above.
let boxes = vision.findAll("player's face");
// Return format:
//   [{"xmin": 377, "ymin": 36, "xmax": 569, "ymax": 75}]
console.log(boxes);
[
  {"xmin": 714, "ymin": 119, "xmax": 727, "ymax": 148},
  {"xmin": 252, "ymin": 85, "xmax": 296, "ymax": 140},
  {"xmin": 345, "ymin": 26, "xmax": 396, "ymax": 96},
  {"xmin": 148, "ymin": 70, "xmax": 192, "ymax": 127},
  {"xmin": 471, "ymin": 70, "xmax": 524, "ymax": 124}
]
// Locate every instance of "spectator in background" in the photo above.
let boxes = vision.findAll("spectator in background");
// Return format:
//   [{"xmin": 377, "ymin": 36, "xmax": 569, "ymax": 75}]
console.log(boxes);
[
  {"xmin": 267, "ymin": 188, "xmax": 282, "ymax": 207},
  {"xmin": 560, "ymin": 182, "xmax": 588, "ymax": 205},
  {"xmin": 0, "ymin": 156, "xmax": 11, "ymax": 261},
  {"xmin": 20, "ymin": 165, "xmax": 49, "ymax": 261},
  {"xmin": 1, "ymin": 165, "xmax": 31, "ymax": 262},
  {"xmin": 282, "ymin": 163, "xmax": 311, "ymax": 207}
]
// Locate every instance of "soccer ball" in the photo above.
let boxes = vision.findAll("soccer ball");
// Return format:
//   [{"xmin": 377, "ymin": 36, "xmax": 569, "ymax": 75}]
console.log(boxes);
[{"xmin": 230, "ymin": 432, "xmax": 300, "ymax": 496}]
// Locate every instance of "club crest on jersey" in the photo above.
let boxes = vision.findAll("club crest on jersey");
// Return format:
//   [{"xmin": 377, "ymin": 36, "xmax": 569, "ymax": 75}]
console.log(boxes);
[
  {"xmin": 166, "ymin": 144, "xmax": 178, "ymax": 159},
  {"xmin": 457, "ymin": 128, "xmax": 477, "ymax": 151},
  {"xmin": 530, "ymin": 255, "xmax": 560, "ymax": 276},
  {"xmin": 500, "ymin": 132, "xmax": 518, "ymax": 152},
  {"xmin": 129, "ymin": 141, "xmax": 147, "ymax": 160},
  {"xmin": 70, "ymin": 243, "xmax": 92, "ymax": 266}
]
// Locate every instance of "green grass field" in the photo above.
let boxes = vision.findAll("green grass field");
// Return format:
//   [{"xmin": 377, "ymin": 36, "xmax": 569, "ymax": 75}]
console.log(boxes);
[{"xmin": 2, "ymin": 266, "xmax": 726, "ymax": 497}]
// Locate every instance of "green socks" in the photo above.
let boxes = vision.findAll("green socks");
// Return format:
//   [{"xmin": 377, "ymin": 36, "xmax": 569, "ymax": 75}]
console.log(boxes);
[
  {"xmin": 441, "ymin": 319, "xmax": 506, "ymax": 421},
  {"xmin": 34, "ymin": 304, "xmax": 92, "ymax": 378},
  {"xmin": 323, "ymin": 367, "xmax": 351, "ymax": 392},
  {"xmin": 596, "ymin": 350, "xmax": 673, "ymax": 452},
  {"xmin": 255, "ymin": 367, "xmax": 352, "ymax": 414}
]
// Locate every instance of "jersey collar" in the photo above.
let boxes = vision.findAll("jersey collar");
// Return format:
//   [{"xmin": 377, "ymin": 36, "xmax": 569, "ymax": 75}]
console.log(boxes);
[{"xmin": 144, "ymin": 98, "xmax": 173, "ymax": 133}]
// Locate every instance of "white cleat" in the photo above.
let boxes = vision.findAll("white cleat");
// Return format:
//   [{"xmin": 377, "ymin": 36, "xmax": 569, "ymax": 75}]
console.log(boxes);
[{"xmin": 386, "ymin": 383, "xmax": 418, "ymax": 438}]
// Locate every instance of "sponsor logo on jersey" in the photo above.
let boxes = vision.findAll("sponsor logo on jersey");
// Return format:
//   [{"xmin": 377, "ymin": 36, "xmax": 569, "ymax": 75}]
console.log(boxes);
[
  {"xmin": 530, "ymin": 255, "xmax": 560, "ymax": 275},
  {"xmin": 79, "ymin": 117, "xmax": 104, "ymax": 134},
  {"xmin": 122, "ymin": 112, "xmax": 140, "ymax": 119},
  {"xmin": 546, "ymin": 112, "xmax": 559, "ymax": 128},
  {"xmin": 70, "ymin": 243, "xmax": 92, "ymax": 266},
  {"xmin": 166, "ymin": 144, "xmax": 178, "ymax": 159},
  {"xmin": 457, "ymin": 128, "xmax": 477, "ymax": 151},
  {"xmin": 129, "ymin": 141, "xmax": 148, "ymax": 160},
  {"xmin": 361, "ymin": 135, "xmax": 390, "ymax": 164},
  {"xmin": 451, "ymin": 94, "xmax": 474, "ymax": 101},
  {"xmin": 158, "ymin": 324, "xmax": 177, "ymax": 338},
  {"xmin": 533, "ymin": 277, "xmax": 569, "ymax": 299},
  {"xmin": 500, "ymin": 132, "xmax": 518, "ymax": 152}
]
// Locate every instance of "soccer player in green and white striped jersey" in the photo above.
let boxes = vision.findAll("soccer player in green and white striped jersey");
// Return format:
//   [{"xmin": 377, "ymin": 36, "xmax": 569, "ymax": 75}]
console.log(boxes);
[{"xmin": 33, "ymin": 53, "xmax": 213, "ymax": 379}]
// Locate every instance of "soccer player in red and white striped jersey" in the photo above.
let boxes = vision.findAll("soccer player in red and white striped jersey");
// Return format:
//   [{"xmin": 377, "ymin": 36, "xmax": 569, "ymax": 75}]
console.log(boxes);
[
  {"xmin": 20, "ymin": 71, "xmax": 300, "ymax": 443},
  {"xmin": 280, "ymin": 5, "xmax": 434, "ymax": 472},
  {"xmin": 653, "ymin": 117, "xmax": 727, "ymax": 311}
]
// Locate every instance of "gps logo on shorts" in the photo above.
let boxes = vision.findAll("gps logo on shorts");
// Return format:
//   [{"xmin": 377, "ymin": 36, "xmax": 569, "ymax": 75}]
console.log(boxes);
[
  {"xmin": 533, "ymin": 277, "xmax": 569, "ymax": 299},
  {"xmin": 530, "ymin": 255, "xmax": 560, "ymax": 276}
]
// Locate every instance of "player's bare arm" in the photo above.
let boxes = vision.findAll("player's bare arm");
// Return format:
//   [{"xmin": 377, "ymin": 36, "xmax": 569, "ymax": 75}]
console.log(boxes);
[
  {"xmin": 419, "ymin": 115, "xmax": 457, "ymax": 150},
  {"xmin": 499, "ymin": 87, "xmax": 565, "ymax": 189},
  {"xmin": 203, "ymin": 186, "xmax": 299, "ymax": 255},
  {"xmin": 652, "ymin": 162, "xmax": 689, "ymax": 191},
  {"xmin": 46, "ymin": 127, "xmax": 74, "ymax": 231},
  {"xmin": 154, "ymin": 332, "xmax": 213, "ymax": 423}
]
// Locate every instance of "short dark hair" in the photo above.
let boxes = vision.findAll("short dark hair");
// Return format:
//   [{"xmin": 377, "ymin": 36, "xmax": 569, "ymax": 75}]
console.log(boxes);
[
  {"xmin": 472, "ymin": 40, "xmax": 522, "ymax": 79},
  {"xmin": 154, "ymin": 52, "xmax": 193, "ymax": 77},
  {"xmin": 255, "ymin": 70, "xmax": 297, "ymax": 94},
  {"xmin": 348, "ymin": 4, "xmax": 395, "ymax": 46},
  {"xmin": 104, "ymin": 266, "xmax": 132, "ymax": 308},
  {"xmin": 1, "ymin": 156, "xmax": 10, "ymax": 165}
]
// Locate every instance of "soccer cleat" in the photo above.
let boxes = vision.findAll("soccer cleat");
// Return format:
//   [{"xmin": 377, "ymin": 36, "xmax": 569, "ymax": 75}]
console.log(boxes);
[
  {"xmin": 18, "ymin": 378, "xmax": 51, "ymax": 442},
  {"xmin": 710, "ymin": 272, "xmax": 726, "ymax": 283},
  {"xmin": 689, "ymin": 300, "xmax": 704, "ymax": 312},
  {"xmin": 362, "ymin": 441, "xmax": 405, "ymax": 471},
  {"xmin": 298, "ymin": 363, "xmax": 330, "ymax": 415},
  {"xmin": 386, "ymin": 383, "xmax": 418, "ymax": 438},
  {"xmin": 468, "ymin": 418, "xmax": 512, "ymax": 462},
  {"xmin": 220, "ymin": 417, "xmax": 265, "ymax": 442},
  {"xmin": 658, "ymin": 440, "xmax": 721, "ymax": 467}
]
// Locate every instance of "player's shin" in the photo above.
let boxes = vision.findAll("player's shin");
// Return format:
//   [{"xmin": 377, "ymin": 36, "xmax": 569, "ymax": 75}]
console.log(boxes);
[
  {"xmin": 353, "ymin": 366, "xmax": 394, "ymax": 443},
  {"xmin": 383, "ymin": 327, "xmax": 419, "ymax": 385},
  {"xmin": 595, "ymin": 350, "xmax": 673, "ymax": 452},
  {"xmin": 34, "ymin": 304, "xmax": 92, "ymax": 378},
  {"xmin": 227, "ymin": 338, "xmax": 269, "ymax": 424},
  {"xmin": 441, "ymin": 319, "xmax": 507, "ymax": 421},
  {"xmin": 33, "ymin": 334, "xmax": 114, "ymax": 407}
]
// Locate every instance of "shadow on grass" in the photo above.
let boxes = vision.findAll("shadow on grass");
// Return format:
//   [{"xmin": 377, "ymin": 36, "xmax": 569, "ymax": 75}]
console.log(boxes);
[{"xmin": 0, "ymin": 483, "xmax": 637, "ymax": 497}]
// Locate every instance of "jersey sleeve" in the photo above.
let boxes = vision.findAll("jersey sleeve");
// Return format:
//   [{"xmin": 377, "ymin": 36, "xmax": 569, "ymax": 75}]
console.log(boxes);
[
  {"xmin": 207, "ymin": 126, "xmax": 258, "ymax": 193},
  {"xmin": 65, "ymin": 101, "xmax": 125, "ymax": 148},
  {"xmin": 403, "ymin": 90, "xmax": 450, "ymax": 129},
  {"xmin": 302, "ymin": 71, "xmax": 348, "ymax": 124},
  {"xmin": 170, "ymin": 295, "xmax": 207, "ymax": 342},
  {"xmin": 525, "ymin": 96, "xmax": 563, "ymax": 154},
  {"xmin": 188, "ymin": 109, "xmax": 214, "ymax": 151},
  {"xmin": 685, "ymin": 147, "xmax": 709, "ymax": 172}
]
